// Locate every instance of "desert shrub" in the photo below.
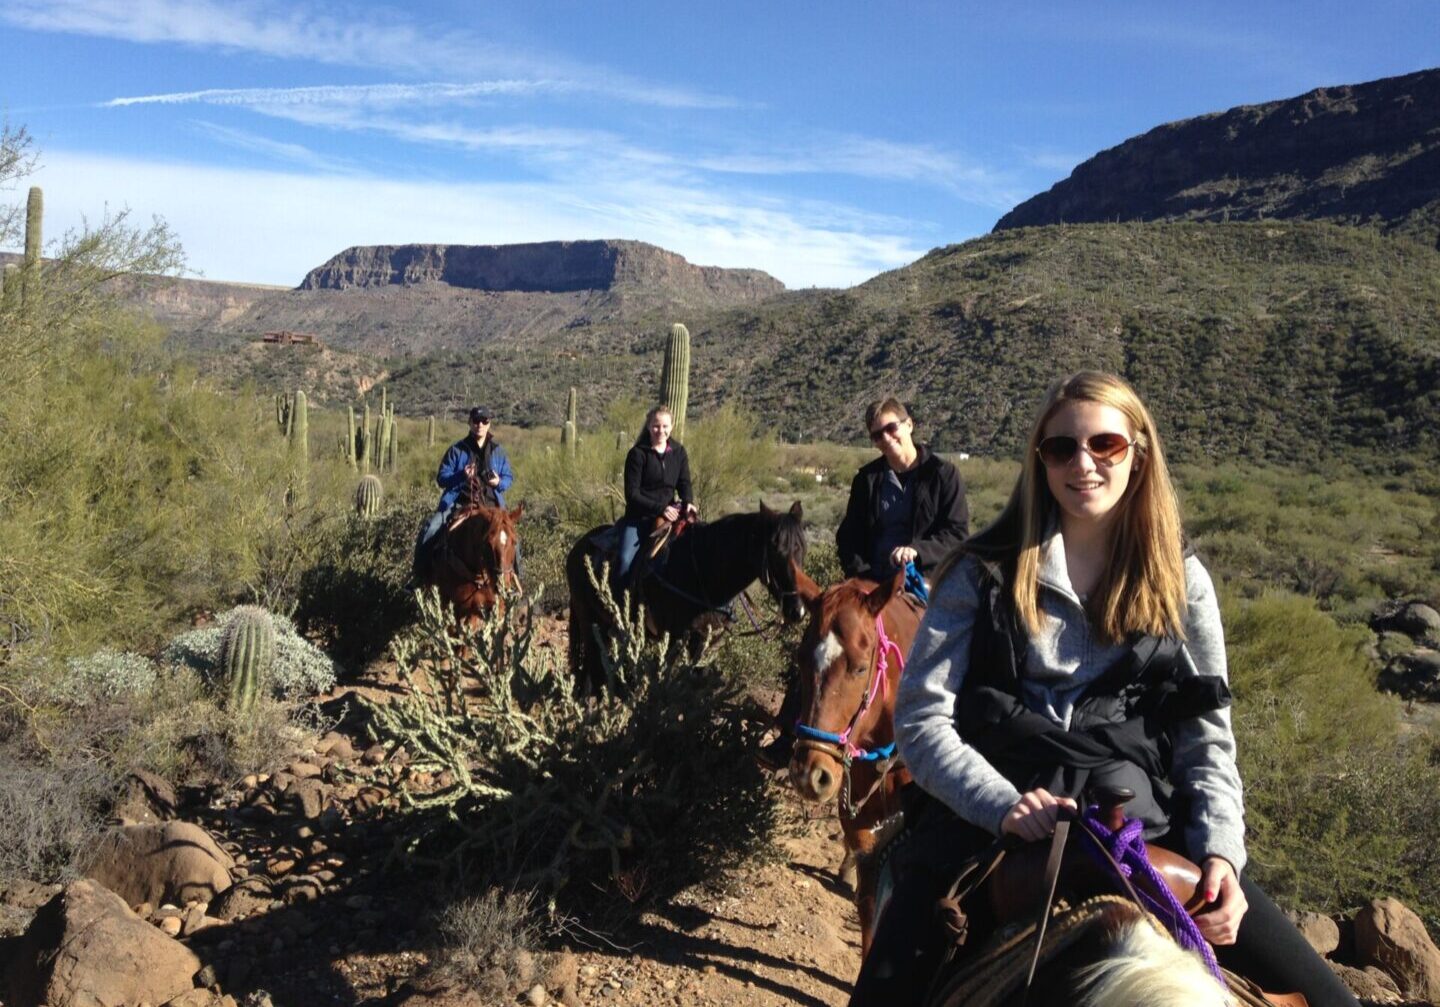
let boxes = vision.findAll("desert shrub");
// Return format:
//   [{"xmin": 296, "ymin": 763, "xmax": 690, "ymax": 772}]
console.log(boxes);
[
  {"xmin": 425, "ymin": 888, "xmax": 547, "ymax": 997},
  {"xmin": 163, "ymin": 606, "xmax": 338, "ymax": 697},
  {"xmin": 0, "ymin": 741, "xmax": 115, "ymax": 884},
  {"xmin": 683, "ymin": 401, "xmax": 779, "ymax": 513},
  {"xmin": 292, "ymin": 498, "xmax": 425, "ymax": 670},
  {"xmin": 1226, "ymin": 592, "xmax": 1440, "ymax": 924},
  {"xmin": 54, "ymin": 650, "xmax": 159, "ymax": 706},
  {"xmin": 366, "ymin": 584, "xmax": 777, "ymax": 918}
]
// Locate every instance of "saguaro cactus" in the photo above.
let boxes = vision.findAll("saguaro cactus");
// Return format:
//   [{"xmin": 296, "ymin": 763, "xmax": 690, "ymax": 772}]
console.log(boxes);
[
  {"xmin": 360, "ymin": 401, "xmax": 372, "ymax": 472},
  {"xmin": 660, "ymin": 323, "xmax": 690, "ymax": 440},
  {"xmin": 345, "ymin": 405, "xmax": 357, "ymax": 469},
  {"xmin": 355, "ymin": 473, "xmax": 383, "ymax": 518},
  {"xmin": 562, "ymin": 420, "xmax": 577, "ymax": 457},
  {"xmin": 289, "ymin": 390, "xmax": 309, "ymax": 473},
  {"xmin": 0, "ymin": 262, "xmax": 17, "ymax": 306},
  {"xmin": 220, "ymin": 606, "xmax": 275, "ymax": 718},
  {"xmin": 21, "ymin": 186, "xmax": 42, "ymax": 309},
  {"xmin": 427, "ymin": 415, "xmax": 436, "ymax": 447}
]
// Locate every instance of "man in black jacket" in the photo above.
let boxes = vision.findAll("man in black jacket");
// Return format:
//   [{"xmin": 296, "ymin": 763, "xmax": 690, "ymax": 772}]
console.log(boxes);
[
  {"xmin": 835, "ymin": 397, "xmax": 969, "ymax": 582},
  {"xmin": 757, "ymin": 397, "xmax": 969, "ymax": 771}
]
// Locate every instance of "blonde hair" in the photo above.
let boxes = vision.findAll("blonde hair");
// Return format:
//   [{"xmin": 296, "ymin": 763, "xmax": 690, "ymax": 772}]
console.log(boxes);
[{"xmin": 946, "ymin": 371, "xmax": 1187, "ymax": 643}]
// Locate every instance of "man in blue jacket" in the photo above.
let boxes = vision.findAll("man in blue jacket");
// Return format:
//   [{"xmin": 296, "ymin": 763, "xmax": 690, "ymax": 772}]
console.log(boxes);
[{"xmin": 414, "ymin": 406, "xmax": 515, "ymax": 579}]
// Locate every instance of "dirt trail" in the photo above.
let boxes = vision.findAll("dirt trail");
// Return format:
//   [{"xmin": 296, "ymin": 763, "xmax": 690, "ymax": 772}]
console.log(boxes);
[{"xmin": 561, "ymin": 812, "xmax": 861, "ymax": 1007}]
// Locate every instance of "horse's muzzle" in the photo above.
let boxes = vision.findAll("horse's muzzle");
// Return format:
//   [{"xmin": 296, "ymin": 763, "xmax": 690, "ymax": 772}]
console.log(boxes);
[{"xmin": 790, "ymin": 751, "xmax": 841, "ymax": 804}]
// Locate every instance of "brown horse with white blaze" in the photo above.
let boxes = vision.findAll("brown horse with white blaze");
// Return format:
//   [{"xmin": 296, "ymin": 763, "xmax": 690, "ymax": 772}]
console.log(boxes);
[
  {"xmin": 790, "ymin": 567, "xmax": 923, "ymax": 954},
  {"xmin": 425, "ymin": 491, "xmax": 524, "ymax": 623}
]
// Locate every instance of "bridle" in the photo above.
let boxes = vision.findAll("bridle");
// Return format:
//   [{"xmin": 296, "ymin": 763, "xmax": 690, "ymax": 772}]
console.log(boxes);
[
  {"xmin": 794, "ymin": 608, "xmax": 905, "ymax": 818},
  {"xmin": 444, "ymin": 505, "xmax": 517, "ymax": 592}
]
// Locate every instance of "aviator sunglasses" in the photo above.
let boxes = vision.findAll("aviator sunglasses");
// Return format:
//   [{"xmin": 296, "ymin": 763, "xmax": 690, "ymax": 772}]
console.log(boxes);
[{"xmin": 1036, "ymin": 432, "xmax": 1136, "ymax": 468}]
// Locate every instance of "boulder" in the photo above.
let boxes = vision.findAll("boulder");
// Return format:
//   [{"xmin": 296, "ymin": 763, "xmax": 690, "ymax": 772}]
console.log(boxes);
[
  {"xmin": 1396, "ymin": 602, "xmax": 1440, "ymax": 641},
  {"xmin": 83, "ymin": 821, "xmax": 234, "ymax": 907},
  {"xmin": 112, "ymin": 769, "xmax": 179, "ymax": 825},
  {"xmin": 1328, "ymin": 961, "xmax": 1403, "ymax": 1001},
  {"xmin": 5, "ymin": 879, "xmax": 201, "ymax": 1007},
  {"xmin": 210, "ymin": 877, "xmax": 275, "ymax": 921},
  {"xmin": 1354, "ymin": 897, "xmax": 1440, "ymax": 1002},
  {"xmin": 1286, "ymin": 909, "xmax": 1341, "ymax": 956}
]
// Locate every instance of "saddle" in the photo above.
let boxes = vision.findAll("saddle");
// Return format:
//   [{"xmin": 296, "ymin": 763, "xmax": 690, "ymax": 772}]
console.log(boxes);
[
  {"xmin": 926, "ymin": 807, "xmax": 1309, "ymax": 1007},
  {"xmin": 592, "ymin": 516, "xmax": 693, "ymax": 586}
]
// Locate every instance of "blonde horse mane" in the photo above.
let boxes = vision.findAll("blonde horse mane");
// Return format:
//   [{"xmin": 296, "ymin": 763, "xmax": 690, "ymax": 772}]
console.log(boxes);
[{"xmin": 1075, "ymin": 913, "xmax": 1233, "ymax": 1007}]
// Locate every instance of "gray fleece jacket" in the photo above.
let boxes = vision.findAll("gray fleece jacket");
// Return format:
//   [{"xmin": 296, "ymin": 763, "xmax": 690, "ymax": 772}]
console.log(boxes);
[{"xmin": 894, "ymin": 530, "xmax": 1247, "ymax": 873}]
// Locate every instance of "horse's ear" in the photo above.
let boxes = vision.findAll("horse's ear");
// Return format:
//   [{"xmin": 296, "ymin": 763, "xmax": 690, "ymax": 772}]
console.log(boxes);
[
  {"xmin": 759, "ymin": 499, "xmax": 775, "ymax": 517},
  {"xmin": 794, "ymin": 560, "xmax": 823, "ymax": 610},
  {"xmin": 788, "ymin": 500, "xmax": 803, "ymax": 519},
  {"xmin": 510, "ymin": 502, "xmax": 525, "ymax": 521},
  {"xmin": 866, "ymin": 570, "xmax": 904, "ymax": 616}
]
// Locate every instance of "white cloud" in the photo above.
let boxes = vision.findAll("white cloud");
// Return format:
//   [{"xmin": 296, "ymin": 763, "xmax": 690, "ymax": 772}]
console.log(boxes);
[
  {"xmin": 105, "ymin": 81, "xmax": 573, "ymax": 109},
  {"xmin": 27, "ymin": 150, "xmax": 929, "ymax": 289},
  {"xmin": 189, "ymin": 120, "xmax": 356, "ymax": 174},
  {"xmin": 3, "ymin": 0, "xmax": 738, "ymax": 109},
  {"xmin": 696, "ymin": 135, "xmax": 1027, "ymax": 210}
]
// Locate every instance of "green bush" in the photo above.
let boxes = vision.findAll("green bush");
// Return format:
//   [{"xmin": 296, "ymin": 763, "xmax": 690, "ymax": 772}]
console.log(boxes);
[
  {"xmin": 1226, "ymin": 592, "xmax": 1440, "ymax": 925},
  {"xmin": 292, "ymin": 497, "xmax": 426, "ymax": 669},
  {"xmin": 365, "ymin": 585, "xmax": 778, "ymax": 917},
  {"xmin": 163, "ymin": 606, "xmax": 337, "ymax": 698}
]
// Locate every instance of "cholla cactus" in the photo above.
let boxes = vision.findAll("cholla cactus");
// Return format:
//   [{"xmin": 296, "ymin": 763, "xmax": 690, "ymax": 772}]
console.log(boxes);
[
  {"xmin": 219, "ymin": 606, "xmax": 276, "ymax": 717},
  {"xmin": 356, "ymin": 473, "xmax": 383, "ymax": 517},
  {"xmin": 660, "ymin": 323, "xmax": 690, "ymax": 440}
]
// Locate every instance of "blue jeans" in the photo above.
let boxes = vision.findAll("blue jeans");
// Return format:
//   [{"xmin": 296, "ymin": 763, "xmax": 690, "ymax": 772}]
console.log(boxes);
[{"xmin": 615, "ymin": 518, "xmax": 644, "ymax": 584}]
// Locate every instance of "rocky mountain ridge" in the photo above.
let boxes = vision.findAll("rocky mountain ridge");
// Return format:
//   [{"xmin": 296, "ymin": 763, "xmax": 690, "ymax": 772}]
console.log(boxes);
[
  {"xmin": 995, "ymin": 67, "xmax": 1440, "ymax": 247},
  {"xmin": 298, "ymin": 239, "xmax": 784, "ymax": 299}
]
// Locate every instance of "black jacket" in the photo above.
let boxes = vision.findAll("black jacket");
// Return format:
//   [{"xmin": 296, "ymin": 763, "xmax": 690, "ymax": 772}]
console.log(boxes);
[
  {"xmin": 836, "ymin": 444, "xmax": 969, "ymax": 578},
  {"xmin": 623, "ymin": 441, "xmax": 693, "ymax": 521}
]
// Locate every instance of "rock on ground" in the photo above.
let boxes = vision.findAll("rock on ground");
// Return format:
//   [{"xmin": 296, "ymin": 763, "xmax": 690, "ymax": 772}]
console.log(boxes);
[
  {"xmin": 1355, "ymin": 897, "xmax": 1440, "ymax": 1004},
  {"xmin": 83, "ymin": 820, "xmax": 234, "ymax": 907},
  {"xmin": 5, "ymin": 878, "xmax": 202, "ymax": 1007}
]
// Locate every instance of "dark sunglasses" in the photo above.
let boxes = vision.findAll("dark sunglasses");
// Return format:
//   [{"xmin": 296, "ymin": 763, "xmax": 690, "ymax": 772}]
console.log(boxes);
[
  {"xmin": 1036, "ymin": 432, "xmax": 1135, "ymax": 468},
  {"xmin": 472, "ymin": 415, "xmax": 491, "ymax": 425},
  {"xmin": 869, "ymin": 420, "xmax": 903, "ymax": 442}
]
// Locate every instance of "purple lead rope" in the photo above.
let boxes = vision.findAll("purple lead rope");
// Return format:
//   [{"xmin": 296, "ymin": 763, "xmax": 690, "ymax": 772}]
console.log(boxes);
[{"xmin": 1080, "ymin": 808, "xmax": 1226, "ymax": 984}]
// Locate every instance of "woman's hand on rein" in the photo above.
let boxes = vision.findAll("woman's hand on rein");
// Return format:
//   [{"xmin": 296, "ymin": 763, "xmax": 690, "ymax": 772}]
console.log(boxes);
[
  {"xmin": 1193, "ymin": 857, "xmax": 1247, "ymax": 945},
  {"xmin": 1000, "ymin": 788, "xmax": 1077, "ymax": 843},
  {"xmin": 662, "ymin": 504, "xmax": 681, "ymax": 523}
]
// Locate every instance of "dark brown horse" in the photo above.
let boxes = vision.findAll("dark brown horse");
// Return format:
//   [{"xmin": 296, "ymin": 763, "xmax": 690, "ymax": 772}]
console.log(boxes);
[
  {"xmin": 789, "ymin": 567, "xmax": 923, "ymax": 954},
  {"xmin": 565, "ymin": 501, "xmax": 808, "ymax": 695},
  {"xmin": 424, "ymin": 492, "xmax": 523, "ymax": 624}
]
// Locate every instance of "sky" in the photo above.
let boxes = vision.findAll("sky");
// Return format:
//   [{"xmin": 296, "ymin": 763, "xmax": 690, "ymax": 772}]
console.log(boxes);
[{"xmin": 1, "ymin": 1, "xmax": 1434, "ymax": 289}]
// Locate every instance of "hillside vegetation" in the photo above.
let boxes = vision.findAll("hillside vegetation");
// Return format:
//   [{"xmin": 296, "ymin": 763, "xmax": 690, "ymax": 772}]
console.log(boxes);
[{"xmin": 189, "ymin": 220, "xmax": 1440, "ymax": 470}]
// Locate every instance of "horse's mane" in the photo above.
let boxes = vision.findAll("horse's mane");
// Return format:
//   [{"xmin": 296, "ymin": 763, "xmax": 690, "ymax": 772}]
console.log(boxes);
[{"xmin": 681, "ymin": 508, "xmax": 807, "ymax": 564}]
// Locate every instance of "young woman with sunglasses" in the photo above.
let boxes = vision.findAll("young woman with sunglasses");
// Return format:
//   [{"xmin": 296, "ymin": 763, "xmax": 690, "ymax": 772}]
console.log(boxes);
[{"xmin": 850, "ymin": 371, "xmax": 1357, "ymax": 1006}]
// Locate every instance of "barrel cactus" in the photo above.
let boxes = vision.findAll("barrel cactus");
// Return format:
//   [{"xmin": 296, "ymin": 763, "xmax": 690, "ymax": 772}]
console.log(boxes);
[
  {"xmin": 219, "ymin": 606, "xmax": 275, "ymax": 718},
  {"xmin": 660, "ymin": 323, "xmax": 690, "ymax": 440},
  {"xmin": 355, "ymin": 473, "xmax": 383, "ymax": 518}
]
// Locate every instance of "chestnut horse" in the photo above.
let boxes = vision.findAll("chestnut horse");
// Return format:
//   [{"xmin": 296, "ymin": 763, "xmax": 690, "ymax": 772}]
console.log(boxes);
[
  {"xmin": 790, "ymin": 567, "xmax": 922, "ymax": 954},
  {"xmin": 566, "ymin": 502, "xmax": 808, "ymax": 695},
  {"xmin": 425, "ymin": 495, "xmax": 524, "ymax": 623}
]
